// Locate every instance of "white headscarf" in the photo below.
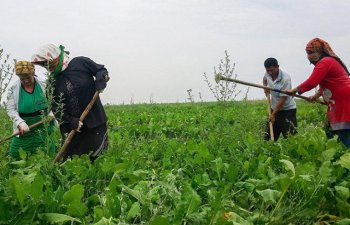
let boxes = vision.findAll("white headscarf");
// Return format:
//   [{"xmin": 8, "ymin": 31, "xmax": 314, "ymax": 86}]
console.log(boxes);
[{"xmin": 31, "ymin": 44, "xmax": 70, "ymax": 72}]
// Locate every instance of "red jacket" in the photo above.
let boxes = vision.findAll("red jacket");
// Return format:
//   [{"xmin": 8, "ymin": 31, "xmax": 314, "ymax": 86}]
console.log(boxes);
[{"xmin": 298, "ymin": 57, "xmax": 350, "ymax": 130}]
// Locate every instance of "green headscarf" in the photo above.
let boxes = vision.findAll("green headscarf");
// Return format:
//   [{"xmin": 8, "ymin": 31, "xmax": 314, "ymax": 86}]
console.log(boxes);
[{"xmin": 51, "ymin": 45, "xmax": 65, "ymax": 78}]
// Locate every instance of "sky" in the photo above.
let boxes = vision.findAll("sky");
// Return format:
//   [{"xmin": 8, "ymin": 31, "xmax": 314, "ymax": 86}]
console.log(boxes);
[{"xmin": 1, "ymin": 0, "xmax": 350, "ymax": 104}]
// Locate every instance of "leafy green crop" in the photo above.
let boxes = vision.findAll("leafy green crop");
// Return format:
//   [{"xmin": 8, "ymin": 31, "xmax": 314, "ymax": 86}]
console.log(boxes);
[{"xmin": 0, "ymin": 101, "xmax": 349, "ymax": 224}]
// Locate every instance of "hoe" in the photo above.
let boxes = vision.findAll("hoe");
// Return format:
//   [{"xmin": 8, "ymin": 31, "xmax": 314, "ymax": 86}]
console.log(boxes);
[{"xmin": 215, "ymin": 74, "xmax": 325, "ymax": 105}]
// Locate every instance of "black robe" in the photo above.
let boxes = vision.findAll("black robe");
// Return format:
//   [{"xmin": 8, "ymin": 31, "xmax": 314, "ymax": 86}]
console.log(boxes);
[{"xmin": 52, "ymin": 56, "xmax": 109, "ymax": 160}]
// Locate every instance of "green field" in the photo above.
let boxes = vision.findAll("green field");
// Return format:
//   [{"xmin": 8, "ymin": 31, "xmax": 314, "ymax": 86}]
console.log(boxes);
[{"xmin": 0, "ymin": 100, "xmax": 349, "ymax": 225}]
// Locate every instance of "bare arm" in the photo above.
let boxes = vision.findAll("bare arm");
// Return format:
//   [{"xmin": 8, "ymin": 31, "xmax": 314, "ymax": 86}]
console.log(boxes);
[
  {"xmin": 263, "ymin": 77, "xmax": 269, "ymax": 96},
  {"xmin": 270, "ymin": 96, "xmax": 287, "ymax": 124}
]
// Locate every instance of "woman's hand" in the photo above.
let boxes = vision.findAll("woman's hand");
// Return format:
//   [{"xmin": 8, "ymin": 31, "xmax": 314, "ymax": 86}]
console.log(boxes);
[
  {"xmin": 308, "ymin": 92, "xmax": 321, "ymax": 103},
  {"xmin": 18, "ymin": 121, "xmax": 30, "ymax": 135},
  {"xmin": 284, "ymin": 88, "xmax": 298, "ymax": 96}
]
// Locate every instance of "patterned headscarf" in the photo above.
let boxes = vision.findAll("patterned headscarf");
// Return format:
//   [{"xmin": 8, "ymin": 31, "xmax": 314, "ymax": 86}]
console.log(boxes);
[
  {"xmin": 306, "ymin": 38, "xmax": 349, "ymax": 75},
  {"xmin": 31, "ymin": 44, "xmax": 70, "ymax": 77},
  {"xmin": 15, "ymin": 61, "xmax": 35, "ymax": 76},
  {"xmin": 306, "ymin": 38, "xmax": 338, "ymax": 57}
]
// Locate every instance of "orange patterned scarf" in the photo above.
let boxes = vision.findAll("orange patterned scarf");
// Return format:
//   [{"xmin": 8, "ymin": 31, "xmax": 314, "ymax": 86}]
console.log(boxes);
[
  {"xmin": 306, "ymin": 38, "xmax": 349, "ymax": 75},
  {"xmin": 306, "ymin": 38, "xmax": 338, "ymax": 57}
]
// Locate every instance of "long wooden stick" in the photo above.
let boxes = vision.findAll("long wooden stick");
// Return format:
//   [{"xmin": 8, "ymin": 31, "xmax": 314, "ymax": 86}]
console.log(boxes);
[
  {"xmin": 215, "ymin": 74, "xmax": 325, "ymax": 105},
  {"xmin": 266, "ymin": 93, "xmax": 274, "ymax": 141},
  {"xmin": 0, "ymin": 116, "xmax": 54, "ymax": 144},
  {"xmin": 53, "ymin": 91, "xmax": 100, "ymax": 163}
]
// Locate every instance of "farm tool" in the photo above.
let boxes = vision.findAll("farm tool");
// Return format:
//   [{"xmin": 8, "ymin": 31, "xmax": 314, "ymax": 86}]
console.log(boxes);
[
  {"xmin": 54, "ymin": 91, "xmax": 100, "ymax": 163},
  {"xmin": 0, "ymin": 115, "xmax": 55, "ymax": 144},
  {"xmin": 215, "ymin": 74, "xmax": 326, "ymax": 105},
  {"xmin": 266, "ymin": 93, "xmax": 275, "ymax": 140}
]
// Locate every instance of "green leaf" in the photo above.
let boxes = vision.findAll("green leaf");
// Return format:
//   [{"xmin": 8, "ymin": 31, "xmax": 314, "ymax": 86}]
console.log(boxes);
[
  {"xmin": 0, "ymin": 199, "xmax": 12, "ymax": 221},
  {"xmin": 185, "ymin": 186, "xmax": 201, "ymax": 215},
  {"xmin": 10, "ymin": 176, "xmax": 26, "ymax": 208},
  {"xmin": 22, "ymin": 172, "xmax": 36, "ymax": 184},
  {"xmin": 150, "ymin": 216, "xmax": 171, "ymax": 225},
  {"xmin": 299, "ymin": 175, "xmax": 312, "ymax": 182},
  {"xmin": 326, "ymin": 138, "xmax": 341, "ymax": 149},
  {"xmin": 66, "ymin": 200, "xmax": 88, "ymax": 217},
  {"xmin": 279, "ymin": 175, "xmax": 292, "ymax": 192},
  {"xmin": 321, "ymin": 148, "xmax": 336, "ymax": 161},
  {"xmin": 195, "ymin": 172, "xmax": 212, "ymax": 187},
  {"xmin": 87, "ymin": 194, "xmax": 100, "ymax": 207},
  {"xmin": 335, "ymin": 186, "xmax": 350, "ymax": 200},
  {"xmin": 227, "ymin": 163, "xmax": 239, "ymax": 182},
  {"xmin": 10, "ymin": 172, "xmax": 44, "ymax": 207},
  {"xmin": 174, "ymin": 184, "xmax": 202, "ymax": 224},
  {"xmin": 336, "ymin": 218, "xmax": 350, "ymax": 225},
  {"xmin": 339, "ymin": 153, "xmax": 350, "ymax": 170},
  {"xmin": 235, "ymin": 181, "xmax": 255, "ymax": 192},
  {"xmin": 63, "ymin": 184, "xmax": 84, "ymax": 204},
  {"xmin": 39, "ymin": 213, "xmax": 81, "ymax": 224},
  {"xmin": 335, "ymin": 197, "xmax": 350, "ymax": 218},
  {"xmin": 296, "ymin": 146, "xmax": 308, "ymax": 157},
  {"xmin": 92, "ymin": 217, "xmax": 117, "ymax": 225},
  {"xmin": 319, "ymin": 161, "xmax": 333, "ymax": 180},
  {"xmin": 127, "ymin": 202, "xmax": 140, "ymax": 220},
  {"xmin": 120, "ymin": 185, "xmax": 146, "ymax": 205},
  {"xmin": 106, "ymin": 191, "xmax": 122, "ymax": 218},
  {"xmin": 280, "ymin": 159, "xmax": 295, "ymax": 178},
  {"xmin": 109, "ymin": 163, "xmax": 129, "ymax": 177},
  {"xmin": 9, "ymin": 160, "xmax": 26, "ymax": 167},
  {"xmin": 93, "ymin": 206, "xmax": 104, "ymax": 222},
  {"xmin": 30, "ymin": 173, "xmax": 44, "ymax": 202},
  {"xmin": 212, "ymin": 157, "xmax": 224, "ymax": 176},
  {"xmin": 256, "ymin": 189, "xmax": 281, "ymax": 204},
  {"xmin": 296, "ymin": 162, "xmax": 316, "ymax": 176},
  {"xmin": 62, "ymin": 184, "xmax": 87, "ymax": 217}
]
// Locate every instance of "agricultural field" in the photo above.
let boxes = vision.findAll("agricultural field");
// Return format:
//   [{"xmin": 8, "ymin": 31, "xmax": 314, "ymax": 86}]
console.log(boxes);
[{"xmin": 0, "ymin": 100, "xmax": 349, "ymax": 225}]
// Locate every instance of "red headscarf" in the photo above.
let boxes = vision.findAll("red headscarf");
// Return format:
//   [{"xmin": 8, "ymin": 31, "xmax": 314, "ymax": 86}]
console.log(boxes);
[{"xmin": 306, "ymin": 38, "xmax": 349, "ymax": 75}]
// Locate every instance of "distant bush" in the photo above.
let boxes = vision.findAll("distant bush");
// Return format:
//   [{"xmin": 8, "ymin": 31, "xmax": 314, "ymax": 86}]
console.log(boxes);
[
  {"xmin": 0, "ymin": 47, "xmax": 15, "ymax": 106},
  {"xmin": 204, "ymin": 51, "xmax": 241, "ymax": 102}
]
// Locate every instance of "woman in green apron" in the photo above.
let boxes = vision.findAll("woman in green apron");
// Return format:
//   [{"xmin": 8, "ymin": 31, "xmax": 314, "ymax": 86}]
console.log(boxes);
[{"xmin": 6, "ymin": 61, "xmax": 56, "ymax": 160}]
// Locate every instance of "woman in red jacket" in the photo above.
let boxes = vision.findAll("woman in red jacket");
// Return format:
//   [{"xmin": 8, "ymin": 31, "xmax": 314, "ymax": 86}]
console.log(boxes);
[{"xmin": 288, "ymin": 38, "xmax": 350, "ymax": 147}]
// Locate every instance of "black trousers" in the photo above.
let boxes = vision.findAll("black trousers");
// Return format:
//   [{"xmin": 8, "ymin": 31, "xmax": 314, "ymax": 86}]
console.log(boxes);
[{"xmin": 264, "ymin": 108, "xmax": 297, "ymax": 141}]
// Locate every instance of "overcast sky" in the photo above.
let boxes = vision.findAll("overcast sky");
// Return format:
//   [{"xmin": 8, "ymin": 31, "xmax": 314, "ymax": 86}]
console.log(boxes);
[{"xmin": 1, "ymin": 0, "xmax": 350, "ymax": 104}]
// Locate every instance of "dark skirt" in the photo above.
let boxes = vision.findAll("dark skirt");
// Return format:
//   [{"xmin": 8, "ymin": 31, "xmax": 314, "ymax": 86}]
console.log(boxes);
[{"xmin": 61, "ymin": 123, "xmax": 108, "ymax": 161}]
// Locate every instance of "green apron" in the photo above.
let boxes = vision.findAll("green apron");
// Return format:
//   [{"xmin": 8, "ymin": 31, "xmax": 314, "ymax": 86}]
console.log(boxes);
[{"xmin": 9, "ymin": 82, "xmax": 55, "ymax": 159}]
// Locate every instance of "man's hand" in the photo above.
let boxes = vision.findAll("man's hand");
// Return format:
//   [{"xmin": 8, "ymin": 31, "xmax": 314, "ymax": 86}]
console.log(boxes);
[
  {"xmin": 264, "ymin": 88, "xmax": 270, "ymax": 96},
  {"xmin": 263, "ymin": 78, "xmax": 270, "ymax": 96}
]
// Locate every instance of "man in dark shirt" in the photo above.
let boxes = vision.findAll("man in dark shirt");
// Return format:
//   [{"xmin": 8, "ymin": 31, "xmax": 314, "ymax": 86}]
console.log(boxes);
[{"xmin": 32, "ymin": 44, "xmax": 109, "ymax": 161}]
